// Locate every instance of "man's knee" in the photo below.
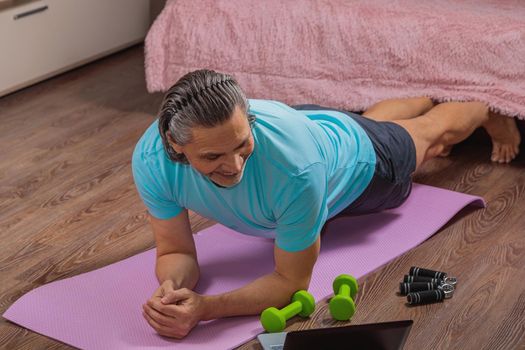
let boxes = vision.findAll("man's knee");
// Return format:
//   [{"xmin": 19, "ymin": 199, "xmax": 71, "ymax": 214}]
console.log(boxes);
[{"xmin": 391, "ymin": 118, "xmax": 437, "ymax": 168}]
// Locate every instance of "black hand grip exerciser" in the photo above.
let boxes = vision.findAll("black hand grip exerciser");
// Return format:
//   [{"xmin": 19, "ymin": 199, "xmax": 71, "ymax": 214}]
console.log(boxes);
[
  {"xmin": 399, "ymin": 282, "xmax": 438, "ymax": 295},
  {"xmin": 406, "ymin": 289, "xmax": 445, "ymax": 305},
  {"xmin": 409, "ymin": 266, "xmax": 447, "ymax": 280},
  {"xmin": 403, "ymin": 275, "xmax": 442, "ymax": 284}
]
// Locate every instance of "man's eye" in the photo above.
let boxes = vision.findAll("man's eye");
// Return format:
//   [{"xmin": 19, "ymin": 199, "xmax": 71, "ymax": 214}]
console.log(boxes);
[{"xmin": 205, "ymin": 155, "xmax": 219, "ymax": 161}]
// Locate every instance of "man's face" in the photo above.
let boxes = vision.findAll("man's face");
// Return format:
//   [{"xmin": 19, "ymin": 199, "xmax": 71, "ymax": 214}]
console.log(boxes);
[{"xmin": 170, "ymin": 106, "xmax": 255, "ymax": 188}]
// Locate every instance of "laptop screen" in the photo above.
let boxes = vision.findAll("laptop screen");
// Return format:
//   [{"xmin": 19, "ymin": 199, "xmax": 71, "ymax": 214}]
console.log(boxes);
[{"xmin": 282, "ymin": 320, "xmax": 413, "ymax": 350}]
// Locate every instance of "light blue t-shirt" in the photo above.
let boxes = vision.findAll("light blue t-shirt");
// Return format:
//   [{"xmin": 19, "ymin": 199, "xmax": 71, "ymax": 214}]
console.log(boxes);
[{"xmin": 132, "ymin": 99, "xmax": 376, "ymax": 252}]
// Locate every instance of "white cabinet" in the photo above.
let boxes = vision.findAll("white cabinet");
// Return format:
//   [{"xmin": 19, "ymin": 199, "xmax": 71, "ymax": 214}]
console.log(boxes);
[{"xmin": 0, "ymin": 0, "xmax": 150, "ymax": 97}]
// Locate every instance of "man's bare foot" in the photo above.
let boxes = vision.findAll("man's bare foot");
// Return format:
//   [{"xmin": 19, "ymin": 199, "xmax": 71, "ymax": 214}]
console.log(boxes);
[{"xmin": 483, "ymin": 112, "xmax": 521, "ymax": 163}]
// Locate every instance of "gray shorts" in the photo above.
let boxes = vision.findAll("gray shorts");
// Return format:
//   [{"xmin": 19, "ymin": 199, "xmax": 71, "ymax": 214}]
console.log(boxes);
[{"xmin": 291, "ymin": 104, "xmax": 417, "ymax": 215}]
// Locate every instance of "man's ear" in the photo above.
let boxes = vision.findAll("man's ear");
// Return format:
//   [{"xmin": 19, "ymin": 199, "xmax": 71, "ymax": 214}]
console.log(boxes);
[{"xmin": 166, "ymin": 131, "xmax": 184, "ymax": 154}]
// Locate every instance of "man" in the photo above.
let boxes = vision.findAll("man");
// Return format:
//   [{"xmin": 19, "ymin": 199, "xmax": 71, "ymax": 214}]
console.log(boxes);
[{"xmin": 132, "ymin": 69, "xmax": 501, "ymax": 339}]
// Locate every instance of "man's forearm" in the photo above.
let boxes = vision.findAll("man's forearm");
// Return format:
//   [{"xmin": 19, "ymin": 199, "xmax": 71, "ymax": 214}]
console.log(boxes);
[
  {"xmin": 201, "ymin": 271, "xmax": 309, "ymax": 320},
  {"xmin": 156, "ymin": 253, "xmax": 200, "ymax": 290}
]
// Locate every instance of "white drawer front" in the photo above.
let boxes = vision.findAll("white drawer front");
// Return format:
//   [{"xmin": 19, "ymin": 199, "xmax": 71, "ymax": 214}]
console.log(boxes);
[{"xmin": 0, "ymin": 0, "xmax": 149, "ymax": 96}]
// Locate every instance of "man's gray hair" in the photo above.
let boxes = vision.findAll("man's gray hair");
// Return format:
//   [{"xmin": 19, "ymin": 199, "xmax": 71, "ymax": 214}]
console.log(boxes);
[{"xmin": 158, "ymin": 69, "xmax": 255, "ymax": 163}]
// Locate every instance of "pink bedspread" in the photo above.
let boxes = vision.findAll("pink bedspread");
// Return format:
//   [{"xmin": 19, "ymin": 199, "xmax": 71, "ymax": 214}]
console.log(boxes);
[{"xmin": 145, "ymin": 0, "xmax": 525, "ymax": 119}]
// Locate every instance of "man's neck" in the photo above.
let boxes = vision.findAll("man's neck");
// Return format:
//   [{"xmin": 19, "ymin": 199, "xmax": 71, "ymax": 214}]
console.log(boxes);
[{"xmin": 211, "ymin": 180, "xmax": 227, "ymax": 188}]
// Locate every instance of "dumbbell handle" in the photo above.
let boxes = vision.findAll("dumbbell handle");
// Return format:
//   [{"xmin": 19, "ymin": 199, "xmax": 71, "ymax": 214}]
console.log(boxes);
[
  {"xmin": 280, "ymin": 300, "xmax": 303, "ymax": 319},
  {"xmin": 337, "ymin": 284, "xmax": 351, "ymax": 297}
]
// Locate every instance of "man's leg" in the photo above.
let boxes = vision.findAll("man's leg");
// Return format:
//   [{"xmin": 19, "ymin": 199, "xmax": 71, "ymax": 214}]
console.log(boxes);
[
  {"xmin": 364, "ymin": 97, "xmax": 521, "ymax": 163},
  {"xmin": 391, "ymin": 102, "xmax": 489, "ymax": 170},
  {"xmin": 362, "ymin": 97, "xmax": 435, "ymax": 121},
  {"xmin": 432, "ymin": 110, "xmax": 520, "ymax": 161}
]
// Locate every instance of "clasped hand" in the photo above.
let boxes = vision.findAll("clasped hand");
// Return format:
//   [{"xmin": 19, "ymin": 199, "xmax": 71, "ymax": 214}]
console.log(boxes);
[{"xmin": 142, "ymin": 280, "xmax": 206, "ymax": 339}]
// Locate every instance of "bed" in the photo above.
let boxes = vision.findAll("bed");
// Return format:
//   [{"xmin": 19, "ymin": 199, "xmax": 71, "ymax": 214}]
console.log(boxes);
[{"xmin": 144, "ymin": 0, "xmax": 525, "ymax": 119}]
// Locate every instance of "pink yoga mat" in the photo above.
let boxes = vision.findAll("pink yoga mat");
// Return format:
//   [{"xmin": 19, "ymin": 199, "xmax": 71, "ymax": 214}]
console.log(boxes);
[{"xmin": 3, "ymin": 184, "xmax": 484, "ymax": 349}]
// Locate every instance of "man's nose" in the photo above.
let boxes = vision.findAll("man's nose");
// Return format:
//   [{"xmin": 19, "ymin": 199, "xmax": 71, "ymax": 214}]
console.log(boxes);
[{"xmin": 224, "ymin": 154, "xmax": 243, "ymax": 173}]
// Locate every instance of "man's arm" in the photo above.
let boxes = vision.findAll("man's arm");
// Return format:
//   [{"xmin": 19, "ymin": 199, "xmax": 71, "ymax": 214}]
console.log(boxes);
[
  {"xmin": 201, "ymin": 236, "xmax": 321, "ymax": 319},
  {"xmin": 144, "ymin": 232, "xmax": 321, "ymax": 338},
  {"xmin": 149, "ymin": 209, "xmax": 199, "ymax": 290}
]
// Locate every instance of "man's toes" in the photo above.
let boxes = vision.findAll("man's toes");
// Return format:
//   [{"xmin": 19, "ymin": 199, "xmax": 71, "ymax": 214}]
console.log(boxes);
[
  {"xmin": 484, "ymin": 112, "xmax": 521, "ymax": 163},
  {"xmin": 504, "ymin": 143, "xmax": 520, "ymax": 163},
  {"xmin": 491, "ymin": 143, "xmax": 502, "ymax": 162},
  {"xmin": 492, "ymin": 144, "xmax": 518, "ymax": 163},
  {"xmin": 503, "ymin": 147, "xmax": 512, "ymax": 163},
  {"xmin": 507, "ymin": 144, "xmax": 520, "ymax": 163}
]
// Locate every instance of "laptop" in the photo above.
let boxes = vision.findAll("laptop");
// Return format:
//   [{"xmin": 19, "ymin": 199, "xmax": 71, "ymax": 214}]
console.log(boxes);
[{"xmin": 257, "ymin": 320, "xmax": 413, "ymax": 350}]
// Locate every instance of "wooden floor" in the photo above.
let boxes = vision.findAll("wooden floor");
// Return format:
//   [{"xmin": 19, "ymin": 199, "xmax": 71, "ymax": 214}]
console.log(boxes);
[{"xmin": 0, "ymin": 45, "xmax": 524, "ymax": 350}]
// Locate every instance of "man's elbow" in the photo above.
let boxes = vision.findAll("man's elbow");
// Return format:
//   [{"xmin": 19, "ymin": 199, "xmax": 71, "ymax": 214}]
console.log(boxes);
[{"xmin": 274, "ymin": 270, "xmax": 312, "ymax": 294}]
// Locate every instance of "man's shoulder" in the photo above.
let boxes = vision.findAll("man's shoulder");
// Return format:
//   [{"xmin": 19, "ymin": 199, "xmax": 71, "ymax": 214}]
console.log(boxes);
[
  {"xmin": 132, "ymin": 119, "xmax": 179, "ymax": 175},
  {"xmin": 134, "ymin": 119, "xmax": 160, "ymax": 151},
  {"xmin": 248, "ymin": 99, "xmax": 298, "ymax": 118},
  {"xmin": 249, "ymin": 100, "xmax": 326, "ymax": 174}
]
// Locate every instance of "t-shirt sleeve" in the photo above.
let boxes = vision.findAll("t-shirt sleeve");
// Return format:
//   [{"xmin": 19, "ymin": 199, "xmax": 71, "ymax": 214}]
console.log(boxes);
[
  {"xmin": 131, "ymin": 149, "xmax": 183, "ymax": 220},
  {"xmin": 273, "ymin": 163, "xmax": 328, "ymax": 252}
]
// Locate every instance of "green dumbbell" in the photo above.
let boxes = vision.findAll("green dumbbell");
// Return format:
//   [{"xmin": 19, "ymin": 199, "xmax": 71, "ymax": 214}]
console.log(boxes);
[
  {"xmin": 260, "ymin": 290, "xmax": 316, "ymax": 333},
  {"xmin": 329, "ymin": 274, "xmax": 358, "ymax": 321}
]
